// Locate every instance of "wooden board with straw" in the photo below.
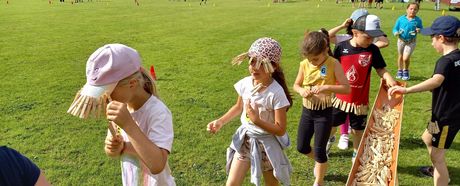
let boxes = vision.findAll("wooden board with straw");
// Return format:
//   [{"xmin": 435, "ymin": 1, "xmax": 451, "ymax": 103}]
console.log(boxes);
[{"xmin": 346, "ymin": 79, "xmax": 406, "ymax": 186}]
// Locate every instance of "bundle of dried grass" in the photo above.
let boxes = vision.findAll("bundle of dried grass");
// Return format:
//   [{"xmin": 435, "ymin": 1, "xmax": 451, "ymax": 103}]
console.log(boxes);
[{"xmin": 67, "ymin": 91, "xmax": 118, "ymax": 136}]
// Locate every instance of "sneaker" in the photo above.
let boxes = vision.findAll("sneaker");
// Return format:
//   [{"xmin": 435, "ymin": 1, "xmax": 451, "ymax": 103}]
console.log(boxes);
[
  {"xmin": 396, "ymin": 70, "xmax": 403, "ymax": 79},
  {"xmin": 338, "ymin": 134, "xmax": 349, "ymax": 150},
  {"xmin": 313, "ymin": 165, "xmax": 317, "ymax": 178},
  {"xmin": 326, "ymin": 136, "xmax": 336, "ymax": 157},
  {"xmin": 419, "ymin": 166, "xmax": 451, "ymax": 183},
  {"xmin": 419, "ymin": 166, "xmax": 433, "ymax": 177},
  {"xmin": 402, "ymin": 70, "xmax": 410, "ymax": 80}
]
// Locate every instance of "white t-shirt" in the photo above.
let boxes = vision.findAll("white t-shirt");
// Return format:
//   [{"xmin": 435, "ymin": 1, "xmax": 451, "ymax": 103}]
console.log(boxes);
[
  {"xmin": 336, "ymin": 34, "xmax": 353, "ymax": 44},
  {"xmin": 234, "ymin": 76, "xmax": 290, "ymax": 135},
  {"xmin": 119, "ymin": 95, "xmax": 175, "ymax": 186}
]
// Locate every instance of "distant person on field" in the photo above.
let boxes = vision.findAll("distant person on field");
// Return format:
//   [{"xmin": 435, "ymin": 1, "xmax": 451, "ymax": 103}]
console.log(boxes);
[
  {"xmin": 326, "ymin": 8, "xmax": 389, "ymax": 153},
  {"xmin": 332, "ymin": 14, "xmax": 397, "ymax": 163},
  {"xmin": 375, "ymin": 0, "xmax": 383, "ymax": 9},
  {"xmin": 389, "ymin": 15, "xmax": 460, "ymax": 186},
  {"xmin": 359, "ymin": 0, "xmax": 366, "ymax": 8},
  {"xmin": 392, "ymin": 3, "xmax": 423, "ymax": 80},
  {"xmin": 0, "ymin": 146, "xmax": 51, "ymax": 186},
  {"xmin": 294, "ymin": 29, "xmax": 350, "ymax": 186},
  {"xmin": 73, "ymin": 44, "xmax": 175, "ymax": 185},
  {"xmin": 207, "ymin": 37, "xmax": 293, "ymax": 186}
]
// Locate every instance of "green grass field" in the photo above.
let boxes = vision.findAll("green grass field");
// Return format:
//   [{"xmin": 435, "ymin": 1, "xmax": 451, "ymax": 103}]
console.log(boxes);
[{"xmin": 1, "ymin": 0, "xmax": 459, "ymax": 185}]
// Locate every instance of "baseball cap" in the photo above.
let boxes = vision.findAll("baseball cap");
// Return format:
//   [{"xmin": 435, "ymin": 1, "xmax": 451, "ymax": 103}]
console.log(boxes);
[
  {"xmin": 350, "ymin": 8, "xmax": 369, "ymax": 22},
  {"xmin": 81, "ymin": 43, "xmax": 141, "ymax": 98},
  {"xmin": 352, "ymin": 14, "xmax": 386, "ymax": 38},
  {"xmin": 421, "ymin": 16, "xmax": 460, "ymax": 37}
]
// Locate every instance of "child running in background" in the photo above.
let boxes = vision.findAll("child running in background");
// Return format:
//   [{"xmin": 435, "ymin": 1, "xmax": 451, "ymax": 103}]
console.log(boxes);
[
  {"xmin": 392, "ymin": 3, "xmax": 423, "ymax": 80},
  {"xmin": 207, "ymin": 37, "xmax": 293, "ymax": 186},
  {"xmin": 389, "ymin": 16, "xmax": 460, "ymax": 186},
  {"xmin": 326, "ymin": 8, "xmax": 390, "ymax": 152},
  {"xmin": 294, "ymin": 29, "xmax": 350, "ymax": 186},
  {"xmin": 332, "ymin": 15, "xmax": 397, "ymax": 163},
  {"xmin": 72, "ymin": 44, "xmax": 175, "ymax": 185}
]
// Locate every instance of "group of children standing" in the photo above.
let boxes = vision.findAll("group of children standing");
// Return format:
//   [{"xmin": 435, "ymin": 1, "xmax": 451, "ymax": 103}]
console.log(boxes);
[{"xmin": 60, "ymin": 6, "xmax": 459, "ymax": 186}]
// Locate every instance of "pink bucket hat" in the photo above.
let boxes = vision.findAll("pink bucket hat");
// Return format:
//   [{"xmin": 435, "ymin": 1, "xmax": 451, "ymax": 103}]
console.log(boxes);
[
  {"xmin": 67, "ymin": 44, "xmax": 141, "ymax": 119},
  {"xmin": 232, "ymin": 37, "xmax": 282, "ymax": 73}
]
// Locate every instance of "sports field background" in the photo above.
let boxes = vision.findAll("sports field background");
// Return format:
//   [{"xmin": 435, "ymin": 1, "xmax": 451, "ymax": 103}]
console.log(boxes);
[{"xmin": 0, "ymin": 0, "xmax": 459, "ymax": 185}]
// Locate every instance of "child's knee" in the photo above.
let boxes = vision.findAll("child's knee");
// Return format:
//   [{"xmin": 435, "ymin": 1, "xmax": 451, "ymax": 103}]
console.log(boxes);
[
  {"xmin": 297, "ymin": 145, "xmax": 311, "ymax": 154},
  {"xmin": 314, "ymin": 147, "xmax": 328, "ymax": 163}
]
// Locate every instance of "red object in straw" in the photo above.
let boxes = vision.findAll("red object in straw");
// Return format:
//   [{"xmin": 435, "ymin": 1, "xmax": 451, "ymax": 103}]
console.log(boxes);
[{"xmin": 150, "ymin": 65, "xmax": 157, "ymax": 80}]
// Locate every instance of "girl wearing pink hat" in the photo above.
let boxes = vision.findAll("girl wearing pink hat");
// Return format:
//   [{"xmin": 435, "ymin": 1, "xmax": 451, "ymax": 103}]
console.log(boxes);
[{"xmin": 69, "ymin": 44, "xmax": 175, "ymax": 185}]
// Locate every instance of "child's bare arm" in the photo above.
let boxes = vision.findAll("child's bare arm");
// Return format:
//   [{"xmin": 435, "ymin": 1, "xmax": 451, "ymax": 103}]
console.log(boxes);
[
  {"xmin": 328, "ymin": 18, "xmax": 352, "ymax": 44},
  {"xmin": 374, "ymin": 36, "xmax": 389, "ymax": 48},
  {"xmin": 123, "ymin": 123, "xmax": 169, "ymax": 174},
  {"xmin": 389, "ymin": 74, "xmax": 444, "ymax": 95},
  {"xmin": 327, "ymin": 61, "xmax": 350, "ymax": 94},
  {"xmin": 207, "ymin": 96, "xmax": 243, "ymax": 134},
  {"xmin": 311, "ymin": 61, "xmax": 350, "ymax": 94},
  {"xmin": 104, "ymin": 133, "xmax": 124, "ymax": 158},
  {"xmin": 376, "ymin": 68, "xmax": 397, "ymax": 87},
  {"xmin": 293, "ymin": 64, "xmax": 312, "ymax": 98},
  {"xmin": 106, "ymin": 101, "xmax": 169, "ymax": 174},
  {"xmin": 246, "ymin": 103, "xmax": 287, "ymax": 136}
]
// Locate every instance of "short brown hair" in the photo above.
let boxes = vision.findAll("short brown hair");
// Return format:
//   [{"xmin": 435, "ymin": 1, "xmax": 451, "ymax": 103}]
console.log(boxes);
[{"xmin": 301, "ymin": 29, "xmax": 331, "ymax": 57}]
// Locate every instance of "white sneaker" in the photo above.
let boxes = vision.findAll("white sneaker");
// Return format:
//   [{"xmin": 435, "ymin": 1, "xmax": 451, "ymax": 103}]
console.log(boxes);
[
  {"xmin": 337, "ymin": 134, "xmax": 349, "ymax": 150},
  {"xmin": 326, "ymin": 136, "xmax": 336, "ymax": 157}
]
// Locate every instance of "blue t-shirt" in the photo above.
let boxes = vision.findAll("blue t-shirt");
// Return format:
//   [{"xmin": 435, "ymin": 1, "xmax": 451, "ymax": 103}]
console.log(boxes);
[
  {"xmin": 0, "ymin": 146, "xmax": 40, "ymax": 186},
  {"xmin": 392, "ymin": 15, "xmax": 423, "ymax": 41}
]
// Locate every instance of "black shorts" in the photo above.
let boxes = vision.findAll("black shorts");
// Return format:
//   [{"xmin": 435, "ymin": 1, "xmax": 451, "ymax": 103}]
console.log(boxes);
[
  {"xmin": 430, "ymin": 121, "xmax": 460, "ymax": 149},
  {"xmin": 376, "ymin": 0, "xmax": 383, "ymax": 3},
  {"xmin": 332, "ymin": 107, "xmax": 367, "ymax": 130}
]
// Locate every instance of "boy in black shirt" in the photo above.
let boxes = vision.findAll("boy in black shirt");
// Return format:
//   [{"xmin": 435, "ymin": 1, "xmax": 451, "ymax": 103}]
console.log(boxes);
[{"xmin": 388, "ymin": 16, "xmax": 460, "ymax": 186}]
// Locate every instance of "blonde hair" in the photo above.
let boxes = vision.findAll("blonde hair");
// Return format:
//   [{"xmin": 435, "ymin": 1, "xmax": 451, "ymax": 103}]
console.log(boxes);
[{"xmin": 119, "ymin": 68, "xmax": 159, "ymax": 97}]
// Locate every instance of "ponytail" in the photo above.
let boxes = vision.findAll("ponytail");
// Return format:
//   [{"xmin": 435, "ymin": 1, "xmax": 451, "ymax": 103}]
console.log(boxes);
[
  {"xmin": 319, "ymin": 28, "xmax": 334, "ymax": 56},
  {"xmin": 272, "ymin": 63, "xmax": 293, "ymax": 111},
  {"xmin": 140, "ymin": 67, "xmax": 159, "ymax": 97}
]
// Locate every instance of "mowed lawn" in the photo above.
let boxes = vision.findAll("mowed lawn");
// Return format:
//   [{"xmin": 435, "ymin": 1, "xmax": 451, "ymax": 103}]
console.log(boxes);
[{"xmin": 0, "ymin": 0, "xmax": 459, "ymax": 185}]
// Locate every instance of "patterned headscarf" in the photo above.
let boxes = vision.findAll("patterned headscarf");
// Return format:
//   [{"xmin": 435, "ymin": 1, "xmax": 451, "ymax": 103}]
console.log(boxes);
[{"xmin": 231, "ymin": 37, "xmax": 282, "ymax": 73}]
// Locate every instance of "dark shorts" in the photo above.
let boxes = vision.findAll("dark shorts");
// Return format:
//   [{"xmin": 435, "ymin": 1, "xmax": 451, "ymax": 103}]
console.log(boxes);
[
  {"xmin": 376, "ymin": 0, "xmax": 383, "ymax": 3},
  {"xmin": 332, "ymin": 107, "xmax": 367, "ymax": 130},
  {"xmin": 430, "ymin": 121, "xmax": 460, "ymax": 149},
  {"xmin": 296, "ymin": 107, "xmax": 332, "ymax": 163}
]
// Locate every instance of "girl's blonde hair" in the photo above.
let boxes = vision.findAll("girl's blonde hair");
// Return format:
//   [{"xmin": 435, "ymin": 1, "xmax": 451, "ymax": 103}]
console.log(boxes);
[{"xmin": 119, "ymin": 68, "xmax": 159, "ymax": 97}]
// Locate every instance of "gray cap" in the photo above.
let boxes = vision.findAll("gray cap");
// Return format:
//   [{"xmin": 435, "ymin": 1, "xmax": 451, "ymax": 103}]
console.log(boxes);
[{"xmin": 350, "ymin": 8, "xmax": 369, "ymax": 22}]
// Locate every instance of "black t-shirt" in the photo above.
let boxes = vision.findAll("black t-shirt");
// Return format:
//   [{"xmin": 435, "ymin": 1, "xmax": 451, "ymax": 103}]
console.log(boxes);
[
  {"xmin": 0, "ymin": 146, "xmax": 40, "ymax": 186},
  {"xmin": 432, "ymin": 49, "xmax": 460, "ymax": 125}
]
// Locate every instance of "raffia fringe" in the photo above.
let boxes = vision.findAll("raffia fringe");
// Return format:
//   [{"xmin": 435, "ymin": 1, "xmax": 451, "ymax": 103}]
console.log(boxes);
[
  {"xmin": 332, "ymin": 97, "xmax": 368, "ymax": 115},
  {"xmin": 67, "ymin": 90, "xmax": 110, "ymax": 119},
  {"xmin": 302, "ymin": 96, "xmax": 333, "ymax": 110}
]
